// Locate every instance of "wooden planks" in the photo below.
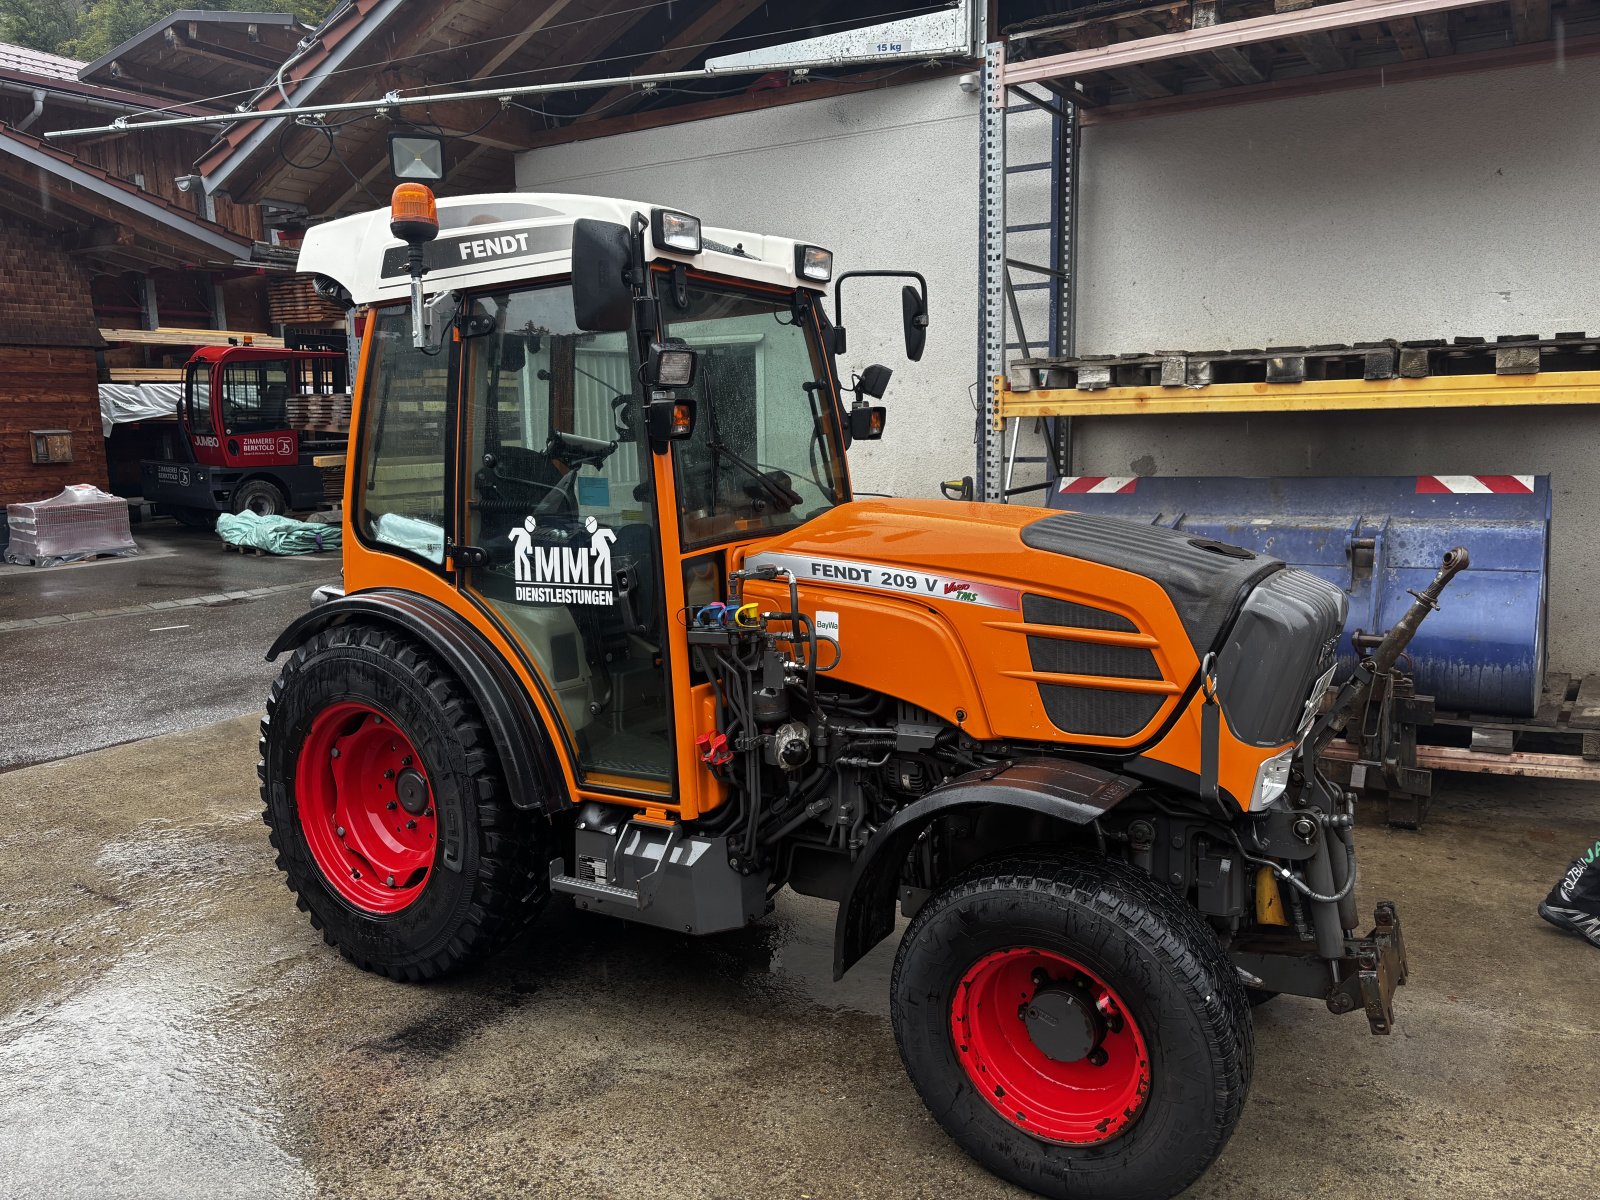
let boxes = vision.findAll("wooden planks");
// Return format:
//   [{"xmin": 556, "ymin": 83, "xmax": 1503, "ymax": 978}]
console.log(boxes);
[{"xmin": 99, "ymin": 326, "xmax": 284, "ymax": 349}]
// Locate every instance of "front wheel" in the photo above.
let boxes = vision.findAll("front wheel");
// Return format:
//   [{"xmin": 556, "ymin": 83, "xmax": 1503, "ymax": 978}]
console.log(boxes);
[
  {"xmin": 890, "ymin": 853, "xmax": 1253, "ymax": 1200},
  {"xmin": 260, "ymin": 623, "xmax": 548, "ymax": 980},
  {"xmin": 233, "ymin": 479, "xmax": 287, "ymax": 517}
]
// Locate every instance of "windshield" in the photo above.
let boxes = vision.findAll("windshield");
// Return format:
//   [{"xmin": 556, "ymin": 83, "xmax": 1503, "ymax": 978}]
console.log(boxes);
[
  {"xmin": 220, "ymin": 358, "xmax": 291, "ymax": 434},
  {"xmin": 660, "ymin": 281, "xmax": 846, "ymax": 548}
]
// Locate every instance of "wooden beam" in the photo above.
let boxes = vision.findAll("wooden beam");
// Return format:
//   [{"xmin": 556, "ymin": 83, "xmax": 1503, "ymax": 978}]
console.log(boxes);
[
  {"xmin": 1415, "ymin": 11, "xmax": 1453, "ymax": 54},
  {"xmin": 1004, "ymin": 0, "xmax": 1495, "ymax": 86},
  {"xmin": 1080, "ymin": 26, "xmax": 1600, "ymax": 123},
  {"xmin": 1387, "ymin": 18, "xmax": 1428, "ymax": 59},
  {"xmin": 474, "ymin": 0, "xmax": 581, "ymax": 79},
  {"xmin": 169, "ymin": 25, "xmax": 284, "ymax": 71},
  {"xmin": 578, "ymin": 0, "xmax": 769, "ymax": 122},
  {"xmin": 1192, "ymin": 3, "xmax": 1268, "ymax": 83},
  {"xmin": 1510, "ymin": 0, "xmax": 1550, "ymax": 43}
]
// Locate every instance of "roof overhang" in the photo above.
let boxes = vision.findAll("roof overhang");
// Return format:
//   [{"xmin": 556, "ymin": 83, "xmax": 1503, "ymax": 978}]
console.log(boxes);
[
  {"xmin": 78, "ymin": 9, "xmax": 303, "ymax": 82},
  {"xmin": 0, "ymin": 126, "xmax": 253, "ymax": 266},
  {"xmin": 199, "ymin": 0, "xmax": 408, "ymax": 196}
]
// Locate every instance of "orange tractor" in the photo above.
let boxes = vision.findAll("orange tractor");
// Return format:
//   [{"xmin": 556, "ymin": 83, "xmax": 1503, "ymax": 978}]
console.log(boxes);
[{"xmin": 262, "ymin": 183, "xmax": 1457, "ymax": 1199}]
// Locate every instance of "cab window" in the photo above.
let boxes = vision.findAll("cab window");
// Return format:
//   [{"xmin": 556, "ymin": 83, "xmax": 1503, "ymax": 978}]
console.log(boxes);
[
  {"xmin": 221, "ymin": 360, "xmax": 291, "ymax": 434},
  {"xmin": 355, "ymin": 308, "xmax": 451, "ymax": 565},
  {"xmin": 661, "ymin": 283, "xmax": 845, "ymax": 548}
]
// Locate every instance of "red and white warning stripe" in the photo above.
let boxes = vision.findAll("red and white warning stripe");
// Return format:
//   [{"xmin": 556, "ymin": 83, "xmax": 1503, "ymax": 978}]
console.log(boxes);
[
  {"xmin": 1057, "ymin": 476, "xmax": 1138, "ymax": 494},
  {"xmin": 1414, "ymin": 475, "xmax": 1534, "ymax": 494}
]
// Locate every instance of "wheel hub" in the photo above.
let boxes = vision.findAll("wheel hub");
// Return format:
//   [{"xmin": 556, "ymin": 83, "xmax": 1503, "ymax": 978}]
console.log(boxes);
[
  {"xmin": 395, "ymin": 767, "xmax": 429, "ymax": 815},
  {"xmin": 1023, "ymin": 981, "xmax": 1103, "ymax": 1063},
  {"xmin": 950, "ymin": 947, "xmax": 1151, "ymax": 1146},
  {"xmin": 294, "ymin": 701, "xmax": 438, "ymax": 914}
]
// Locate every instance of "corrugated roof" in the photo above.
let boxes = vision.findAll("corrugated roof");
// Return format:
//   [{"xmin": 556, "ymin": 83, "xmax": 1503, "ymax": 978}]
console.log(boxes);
[{"xmin": 0, "ymin": 41, "xmax": 84, "ymax": 82}]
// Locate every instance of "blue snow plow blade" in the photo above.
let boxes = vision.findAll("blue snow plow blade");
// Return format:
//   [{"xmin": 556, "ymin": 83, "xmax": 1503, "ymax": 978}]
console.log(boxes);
[{"xmin": 1048, "ymin": 474, "xmax": 1549, "ymax": 717}]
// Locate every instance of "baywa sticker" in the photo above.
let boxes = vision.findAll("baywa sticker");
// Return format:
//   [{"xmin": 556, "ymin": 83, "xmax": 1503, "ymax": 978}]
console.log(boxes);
[
  {"xmin": 744, "ymin": 552, "xmax": 1021, "ymax": 611},
  {"xmin": 509, "ymin": 515, "xmax": 617, "ymax": 605}
]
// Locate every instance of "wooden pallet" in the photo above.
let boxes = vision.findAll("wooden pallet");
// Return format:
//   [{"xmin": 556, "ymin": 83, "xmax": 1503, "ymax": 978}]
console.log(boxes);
[
  {"xmin": 1012, "ymin": 333, "xmax": 1600, "ymax": 393},
  {"xmin": 221, "ymin": 541, "xmax": 269, "ymax": 557}
]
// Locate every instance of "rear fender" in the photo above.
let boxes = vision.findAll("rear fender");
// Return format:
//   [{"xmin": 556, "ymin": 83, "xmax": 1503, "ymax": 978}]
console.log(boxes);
[
  {"xmin": 832, "ymin": 758, "xmax": 1138, "ymax": 978},
  {"xmin": 266, "ymin": 589, "xmax": 569, "ymax": 815}
]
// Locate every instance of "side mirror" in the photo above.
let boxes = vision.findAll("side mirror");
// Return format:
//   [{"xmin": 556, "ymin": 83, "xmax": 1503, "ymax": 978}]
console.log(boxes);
[
  {"xmin": 646, "ymin": 396, "xmax": 697, "ymax": 448},
  {"xmin": 857, "ymin": 363, "xmax": 892, "ymax": 399},
  {"xmin": 849, "ymin": 404, "xmax": 886, "ymax": 440},
  {"xmin": 901, "ymin": 284, "xmax": 928, "ymax": 362},
  {"xmin": 572, "ymin": 218, "xmax": 633, "ymax": 332}
]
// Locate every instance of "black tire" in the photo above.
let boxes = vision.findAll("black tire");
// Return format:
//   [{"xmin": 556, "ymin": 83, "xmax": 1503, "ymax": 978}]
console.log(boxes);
[
  {"xmin": 891, "ymin": 853, "xmax": 1253, "ymax": 1200},
  {"xmin": 234, "ymin": 479, "xmax": 288, "ymax": 517},
  {"xmin": 260, "ymin": 622, "xmax": 548, "ymax": 980}
]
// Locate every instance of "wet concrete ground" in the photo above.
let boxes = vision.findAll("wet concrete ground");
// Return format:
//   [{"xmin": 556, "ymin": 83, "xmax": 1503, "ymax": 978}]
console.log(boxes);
[
  {"xmin": 1, "ymin": 715, "xmax": 1597, "ymax": 1199},
  {"xmin": 0, "ymin": 524, "xmax": 337, "ymax": 768}
]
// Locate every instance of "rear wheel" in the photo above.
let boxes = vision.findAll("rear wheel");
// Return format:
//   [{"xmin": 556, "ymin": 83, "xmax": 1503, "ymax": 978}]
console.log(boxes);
[
  {"xmin": 260, "ymin": 623, "xmax": 548, "ymax": 980},
  {"xmin": 234, "ymin": 479, "xmax": 287, "ymax": 517},
  {"xmin": 891, "ymin": 853, "xmax": 1253, "ymax": 1200}
]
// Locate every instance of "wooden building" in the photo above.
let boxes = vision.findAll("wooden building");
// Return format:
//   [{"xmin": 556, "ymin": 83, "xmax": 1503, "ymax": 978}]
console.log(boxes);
[{"xmin": 0, "ymin": 20, "xmax": 305, "ymax": 509}]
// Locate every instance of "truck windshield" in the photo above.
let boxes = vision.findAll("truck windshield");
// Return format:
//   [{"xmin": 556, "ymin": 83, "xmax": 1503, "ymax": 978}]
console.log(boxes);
[
  {"xmin": 220, "ymin": 359, "xmax": 291, "ymax": 434},
  {"xmin": 660, "ymin": 281, "xmax": 846, "ymax": 548}
]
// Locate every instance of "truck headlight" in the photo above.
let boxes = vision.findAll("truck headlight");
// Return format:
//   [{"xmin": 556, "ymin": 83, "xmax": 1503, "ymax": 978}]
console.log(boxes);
[{"xmin": 1250, "ymin": 746, "xmax": 1295, "ymax": 811}]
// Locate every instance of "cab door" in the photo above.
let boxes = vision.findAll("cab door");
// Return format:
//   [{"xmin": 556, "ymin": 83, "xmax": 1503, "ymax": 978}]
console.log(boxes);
[{"xmin": 453, "ymin": 283, "xmax": 676, "ymax": 794}]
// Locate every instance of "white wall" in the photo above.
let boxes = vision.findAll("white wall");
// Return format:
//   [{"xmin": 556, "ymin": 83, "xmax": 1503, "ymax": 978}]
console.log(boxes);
[
  {"xmin": 516, "ymin": 77, "xmax": 986, "ymax": 499},
  {"xmin": 1075, "ymin": 57, "xmax": 1600, "ymax": 350}
]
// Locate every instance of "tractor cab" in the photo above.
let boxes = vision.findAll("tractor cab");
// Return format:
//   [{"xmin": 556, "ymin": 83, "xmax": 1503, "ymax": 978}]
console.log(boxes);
[{"xmin": 299, "ymin": 186, "xmax": 924, "ymax": 790}]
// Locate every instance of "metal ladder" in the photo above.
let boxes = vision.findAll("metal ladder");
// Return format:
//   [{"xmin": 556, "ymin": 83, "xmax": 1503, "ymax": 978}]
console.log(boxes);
[{"xmin": 976, "ymin": 40, "xmax": 1080, "ymax": 503}]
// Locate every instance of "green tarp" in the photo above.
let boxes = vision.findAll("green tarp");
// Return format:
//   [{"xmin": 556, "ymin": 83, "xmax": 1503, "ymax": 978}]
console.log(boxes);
[{"xmin": 216, "ymin": 511, "xmax": 340, "ymax": 555}]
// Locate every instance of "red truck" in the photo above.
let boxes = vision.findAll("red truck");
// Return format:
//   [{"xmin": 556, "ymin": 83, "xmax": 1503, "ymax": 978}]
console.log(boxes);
[{"xmin": 140, "ymin": 341, "xmax": 349, "ymax": 526}]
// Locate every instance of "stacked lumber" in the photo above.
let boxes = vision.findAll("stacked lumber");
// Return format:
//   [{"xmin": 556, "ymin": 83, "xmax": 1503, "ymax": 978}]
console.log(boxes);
[
  {"xmin": 286, "ymin": 392, "xmax": 353, "ymax": 434},
  {"xmin": 105, "ymin": 367, "xmax": 184, "ymax": 383},
  {"xmin": 268, "ymin": 274, "xmax": 346, "ymax": 327},
  {"xmin": 99, "ymin": 326, "xmax": 284, "ymax": 349}
]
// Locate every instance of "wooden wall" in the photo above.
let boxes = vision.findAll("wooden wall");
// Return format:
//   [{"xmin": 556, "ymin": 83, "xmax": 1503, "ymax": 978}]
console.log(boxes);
[
  {"xmin": 0, "ymin": 216, "xmax": 108, "ymax": 504},
  {"xmin": 0, "ymin": 347, "xmax": 108, "ymax": 506}
]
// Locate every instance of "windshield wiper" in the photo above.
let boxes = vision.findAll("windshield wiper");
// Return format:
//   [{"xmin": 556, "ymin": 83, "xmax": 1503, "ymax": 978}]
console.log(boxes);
[{"xmin": 708, "ymin": 440, "xmax": 803, "ymax": 511}]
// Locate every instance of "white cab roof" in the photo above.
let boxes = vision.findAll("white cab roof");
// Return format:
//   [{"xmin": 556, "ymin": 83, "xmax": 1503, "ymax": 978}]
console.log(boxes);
[{"xmin": 296, "ymin": 192, "xmax": 827, "ymax": 305}]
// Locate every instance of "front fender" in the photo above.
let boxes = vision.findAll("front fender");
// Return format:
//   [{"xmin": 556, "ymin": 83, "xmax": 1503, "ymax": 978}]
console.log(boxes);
[
  {"xmin": 266, "ymin": 589, "xmax": 569, "ymax": 815},
  {"xmin": 832, "ymin": 758, "xmax": 1138, "ymax": 978}
]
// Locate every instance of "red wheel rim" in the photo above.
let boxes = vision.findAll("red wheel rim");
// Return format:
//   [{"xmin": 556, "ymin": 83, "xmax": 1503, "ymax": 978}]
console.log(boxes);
[
  {"xmin": 950, "ymin": 947, "xmax": 1151, "ymax": 1145},
  {"xmin": 295, "ymin": 701, "xmax": 437, "ymax": 914}
]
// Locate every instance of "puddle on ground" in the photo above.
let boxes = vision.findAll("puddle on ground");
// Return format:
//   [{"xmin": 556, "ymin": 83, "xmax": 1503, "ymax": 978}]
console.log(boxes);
[{"xmin": 0, "ymin": 954, "xmax": 314, "ymax": 1200}]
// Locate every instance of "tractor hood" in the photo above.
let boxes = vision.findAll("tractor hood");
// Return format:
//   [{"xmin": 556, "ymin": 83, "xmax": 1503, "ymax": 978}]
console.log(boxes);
[{"xmin": 742, "ymin": 498, "xmax": 1050, "ymax": 614}]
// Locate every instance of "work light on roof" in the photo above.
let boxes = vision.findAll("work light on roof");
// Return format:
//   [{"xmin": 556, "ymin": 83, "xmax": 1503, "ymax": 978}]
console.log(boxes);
[
  {"xmin": 795, "ymin": 244, "xmax": 833, "ymax": 283},
  {"xmin": 650, "ymin": 208, "xmax": 702, "ymax": 255},
  {"xmin": 389, "ymin": 131, "xmax": 446, "ymax": 182}
]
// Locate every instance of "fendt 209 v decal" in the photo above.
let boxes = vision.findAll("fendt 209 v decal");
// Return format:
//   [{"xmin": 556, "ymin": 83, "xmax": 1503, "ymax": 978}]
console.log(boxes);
[{"xmin": 744, "ymin": 552, "xmax": 1022, "ymax": 610}]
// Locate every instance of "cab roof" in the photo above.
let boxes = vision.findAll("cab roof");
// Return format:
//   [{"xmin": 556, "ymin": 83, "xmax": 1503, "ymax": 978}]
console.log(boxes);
[{"xmin": 296, "ymin": 192, "xmax": 829, "ymax": 307}]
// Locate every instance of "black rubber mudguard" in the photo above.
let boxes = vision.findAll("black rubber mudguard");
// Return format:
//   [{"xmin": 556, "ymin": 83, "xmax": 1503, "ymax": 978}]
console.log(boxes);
[
  {"xmin": 267, "ymin": 589, "xmax": 569, "ymax": 815},
  {"xmin": 832, "ymin": 758, "xmax": 1138, "ymax": 978}
]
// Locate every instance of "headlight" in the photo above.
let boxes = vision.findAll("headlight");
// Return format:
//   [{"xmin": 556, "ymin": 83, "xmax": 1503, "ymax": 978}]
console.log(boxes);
[
  {"xmin": 794, "ymin": 243, "xmax": 833, "ymax": 282},
  {"xmin": 650, "ymin": 208, "xmax": 701, "ymax": 254},
  {"xmin": 1250, "ymin": 746, "xmax": 1295, "ymax": 812}
]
